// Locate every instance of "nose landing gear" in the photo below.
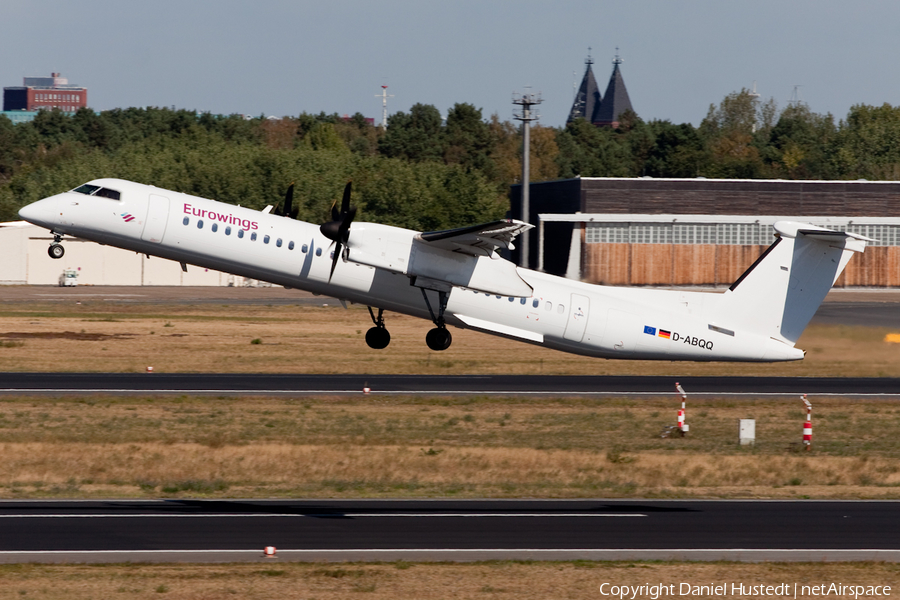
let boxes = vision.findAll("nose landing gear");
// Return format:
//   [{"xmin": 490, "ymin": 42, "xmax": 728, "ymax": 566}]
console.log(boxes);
[{"xmin": 48, "ymin": 234, "xmax": 65, "ymax": 259}]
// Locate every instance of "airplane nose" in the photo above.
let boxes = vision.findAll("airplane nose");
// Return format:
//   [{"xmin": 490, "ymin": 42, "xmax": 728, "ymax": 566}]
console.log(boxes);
[{"xmin": 18, "ymin": 198, "xmax": 57, "ymax": 228}]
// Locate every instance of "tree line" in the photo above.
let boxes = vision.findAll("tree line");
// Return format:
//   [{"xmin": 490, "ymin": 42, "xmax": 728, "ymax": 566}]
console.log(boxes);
[{"xmin": 1, "ymin": 91, "xmax": 899, "ymax": 227}]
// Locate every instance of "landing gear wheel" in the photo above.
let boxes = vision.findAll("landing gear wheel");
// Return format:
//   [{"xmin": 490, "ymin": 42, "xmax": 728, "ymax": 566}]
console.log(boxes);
[
  {"xmin": 365, "ymin": 326, "xmax": 391, "ymax": 349},
  {"xmin": 48, "ymin": 243, "xmax": 64, "ymax": 259},
  {"xmin": 365, "ymin": 307, "xmax": 390, "ymax": 349},
  {"xmin": 426, "ymin": 327, "xmax": 452, "ymax": 351}
]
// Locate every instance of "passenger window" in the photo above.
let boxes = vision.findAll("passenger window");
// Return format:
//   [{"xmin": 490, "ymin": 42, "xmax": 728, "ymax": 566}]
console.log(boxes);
[
  {"xmin": 544, "ymin": 301, "xmax": 552, "ymax": 311},
  {"xmin": 301, "ymin": 244, "xmax": 308, "ymax": 253},
  {"xmin": 532, "ymin": 299, "xmax": 539, "ymax": 308},
  {"xmin": 276, "ymin": 238, "xmax": 282, "ymax": 248},
  {"xmin": 263, "ymin": 235, "xmax": 270, "ymax": 244},
  {"xmin": 557, "ymin": 304, "xmax": 565, "ymax": 314},
  {"xmin": 508, "ymin": 297, "xmax": 514, "ymax": 302},
  {"xmin": 315, "ymin": 248, "xmax": 322, "ymax": 257},
  {"xmin": 520, "ymin": 298, "xmax": 526, "ymax": 305},
  {"xmin": 288, "ymin": 241, "xmax": 294, "ymax": 250},
  {"xmin": 197, "ymin": 220, "xmax": 204, "ymax": 229},
  {"xmin": 211, "ymin": 223, "xmax": 218, "ymax": 233},
  {"xmin": 225, "ymin": 226, "xmax": 231, "ymax": 236},
  {"xmin": 182, "ymin": 217, "xmax": 189, "ymax": 226},
  {"xmin": 251, "ymin": 232, "xmax": 257, "ymax": 241},
  {"xmin": 238, "ymin": 229, "xmax": 244, "ymax": 239}
]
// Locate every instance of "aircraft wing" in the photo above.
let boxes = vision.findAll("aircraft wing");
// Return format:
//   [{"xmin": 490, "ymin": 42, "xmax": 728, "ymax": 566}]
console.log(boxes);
[{"xmin": 417, "ymin": 219, "xmax": 533, "ymax": 257}]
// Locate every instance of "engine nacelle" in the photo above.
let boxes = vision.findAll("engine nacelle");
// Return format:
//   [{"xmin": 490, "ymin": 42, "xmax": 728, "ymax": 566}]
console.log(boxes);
[{"xmin": 346, "ymin": 223, "xmax": 532, "ymax": 297}]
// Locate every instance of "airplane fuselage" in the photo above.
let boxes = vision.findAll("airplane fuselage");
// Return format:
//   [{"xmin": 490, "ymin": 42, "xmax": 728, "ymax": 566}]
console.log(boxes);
[{"xmin": 20, "ymin": 179, "xmax": 854, "ymax": 362}]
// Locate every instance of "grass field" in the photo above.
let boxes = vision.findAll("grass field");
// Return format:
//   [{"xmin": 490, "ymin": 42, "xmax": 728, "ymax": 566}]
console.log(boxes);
[
  {"xmin": 0, "ymin": 299, "xmax": 897, "ymax": 376},
  {"xmin": 0, "ymin": 394, "xmax": 899, "ymax": 499},
  {"xmin": 0, "ymin": 561, "xmax": 897, "ymax": 599}
]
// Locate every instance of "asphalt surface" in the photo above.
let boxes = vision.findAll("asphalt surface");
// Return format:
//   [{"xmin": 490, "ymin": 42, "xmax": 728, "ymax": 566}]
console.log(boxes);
[
  {"xmin": 1, "ymin": 499, "xmax": 898, "ymax": 563},
  {"xmin": 1, "ymin": 372, "xmax": 899, "ymax": 396}
]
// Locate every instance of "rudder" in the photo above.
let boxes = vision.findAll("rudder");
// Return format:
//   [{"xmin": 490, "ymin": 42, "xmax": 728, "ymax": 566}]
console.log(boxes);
[{"xmin": 716, "ymin": 221, "xmax": 868, "ymax": 345}]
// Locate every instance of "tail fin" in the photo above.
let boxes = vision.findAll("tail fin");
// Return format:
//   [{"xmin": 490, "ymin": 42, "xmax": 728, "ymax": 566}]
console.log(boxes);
[{"xmin": 716, "ymin": 221, "xmax": 869, "ymax": 345}]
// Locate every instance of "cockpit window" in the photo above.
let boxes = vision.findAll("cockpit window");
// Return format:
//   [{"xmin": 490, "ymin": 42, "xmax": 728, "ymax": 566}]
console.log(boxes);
[
  {"xmin": 73, "ymin": 184, "xmax": 100, "ymax": 195},
  {"xmin": 94, "ymin": 188, "xmax": 121, "ymax": 200},
  {"xmin": 72, "ymin": 184, "xmax": 121, "ymax": 201}
]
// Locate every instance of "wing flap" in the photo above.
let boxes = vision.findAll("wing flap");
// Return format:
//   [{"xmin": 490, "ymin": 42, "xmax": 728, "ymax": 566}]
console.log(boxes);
[{"xmin": 418, "ymin": 220, "xmax": 533, "ymax": 257}]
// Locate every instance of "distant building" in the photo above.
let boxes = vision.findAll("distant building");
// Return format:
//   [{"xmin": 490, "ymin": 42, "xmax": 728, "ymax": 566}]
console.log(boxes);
[
  {"xmin": 2, "ymin": 72, "xmax": 87, "ymax": 114},
  {"xmin": 567, "ymin": 52, "xmax": 634, "ymax": 128},
  {"xmin": 511, "ymin": 177, "xmax": 900, "ymax": 288}
]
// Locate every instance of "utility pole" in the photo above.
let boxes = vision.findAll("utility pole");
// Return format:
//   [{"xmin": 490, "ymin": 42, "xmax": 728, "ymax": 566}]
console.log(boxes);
[
  {"xmin": 375, "ymin": 85, "xmax": 394, "ymax": 128},
  {"xmin": 512, "ymin": 90, "xmax": 542, "ymax": 268}
]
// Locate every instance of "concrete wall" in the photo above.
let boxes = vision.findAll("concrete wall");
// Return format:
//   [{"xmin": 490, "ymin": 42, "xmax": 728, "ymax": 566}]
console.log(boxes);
[{"xmin": 0, "ymin": 223, "xmax": 239, "ymax": 286}]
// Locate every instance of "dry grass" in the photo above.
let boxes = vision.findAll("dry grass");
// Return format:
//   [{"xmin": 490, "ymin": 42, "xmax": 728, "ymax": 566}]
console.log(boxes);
[
  {"xmin": 0, "ymin": 301, "xmax": 895, "ymax": 375},
  {"xmin": 0, "ymin": 561, "xmax": 898, "ymax": 599},
  {"xmin": 0, "ymin": 395, "xmax": 899, "ymax": 498}
]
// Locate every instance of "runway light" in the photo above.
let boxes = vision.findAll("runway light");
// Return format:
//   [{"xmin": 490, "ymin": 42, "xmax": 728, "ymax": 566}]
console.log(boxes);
[
  {"xmin": 146, "ymin": 366, "xmax": 154, "ymax": 373},
  {"xmin": 264, "ymin": 546, "xmax": 277, "ymax": 557},
  {"xmin": 363, "ymin": 382, "xmax": 370, "ymax": 395}
]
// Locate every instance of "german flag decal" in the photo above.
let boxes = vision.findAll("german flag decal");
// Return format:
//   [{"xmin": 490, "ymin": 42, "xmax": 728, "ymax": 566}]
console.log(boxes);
[{"xmin": 658, "ymin": 329, "xmax": 671, "ymax": 339}]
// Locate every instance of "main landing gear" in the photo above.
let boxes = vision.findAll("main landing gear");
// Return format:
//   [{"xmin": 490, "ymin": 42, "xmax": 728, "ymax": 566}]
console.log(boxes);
[
  {"xmin": 48, "ymin": 233, "xmax": 64, "ymax": 259},
  {"xmin": 363, "ymin": 291, "xmax": 453, "ymax": 352},
  {"xmin": 365, "ymin": 307, "xmax": 391, "ymax": 349},
  {"xmin": 421, "ymin": 289, "xmax": 452, "ymax": 351}
]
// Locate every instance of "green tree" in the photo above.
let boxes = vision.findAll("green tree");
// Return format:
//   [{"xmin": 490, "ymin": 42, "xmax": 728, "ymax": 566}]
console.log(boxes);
[
  {"xmin": 378, "ymin": 103, "xmax": 445, "ymax": 162},
  {"xmin": 830, "ymin": 103, "xmax": 900, "ymax": 180},
  {"xmin": 555, "ymin": 119, "xmax": 632, "ymax": 178}
]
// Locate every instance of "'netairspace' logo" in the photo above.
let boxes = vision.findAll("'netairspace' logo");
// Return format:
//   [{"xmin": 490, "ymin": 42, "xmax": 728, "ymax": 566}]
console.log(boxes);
[{"xmin": 598, "ymin": 582, "xmax": 892, "ymax": 599}]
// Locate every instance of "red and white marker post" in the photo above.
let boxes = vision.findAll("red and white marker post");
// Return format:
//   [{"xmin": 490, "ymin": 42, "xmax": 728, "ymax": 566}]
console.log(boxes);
[
  {"xmin": 675, "ymin": 382, "xmax": 688, "ymax": 435},
  {"xmin": 802, "ymin": 394, "xmax": 812, "ymax": 450}
]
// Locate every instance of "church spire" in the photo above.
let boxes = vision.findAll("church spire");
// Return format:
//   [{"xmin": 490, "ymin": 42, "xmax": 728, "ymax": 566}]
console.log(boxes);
[
  {"xmin": 593, "ymin": 49, "xmax": 634, "ymax": 128},
  {"xmin": 566, "ymin": 49, "xmax": 602, "ymax": 125}
]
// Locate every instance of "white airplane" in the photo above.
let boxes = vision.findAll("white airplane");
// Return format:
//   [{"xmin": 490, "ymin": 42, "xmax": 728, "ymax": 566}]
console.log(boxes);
[{"xmin": 17, "ymin": 178, "xmax": 870, "ymax": 362}]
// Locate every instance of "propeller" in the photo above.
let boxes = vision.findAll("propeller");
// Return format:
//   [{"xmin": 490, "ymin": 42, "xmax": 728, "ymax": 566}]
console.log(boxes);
[
  {"xmin": 319, "ymin": 182, "xmax": 355, "ymax": 282},
  {"xmin": 274, "ymin": 182, "xmax": 298, "ymax": 218}
]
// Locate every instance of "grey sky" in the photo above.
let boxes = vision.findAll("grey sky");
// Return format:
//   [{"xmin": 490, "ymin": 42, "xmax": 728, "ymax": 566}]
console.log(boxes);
[{"xmin": 3, "ymin": 0, "xmax": 898, "ymax": 127}]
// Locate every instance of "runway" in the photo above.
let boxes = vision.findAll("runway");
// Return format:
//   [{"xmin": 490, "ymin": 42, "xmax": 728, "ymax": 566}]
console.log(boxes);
[
  {"xmin": 1, "ymin": 499, "xmax": 898, "ymax": 563},
  {"xmin": 1, "ymin": 372, "xmax": 899, "ymax": 396}
]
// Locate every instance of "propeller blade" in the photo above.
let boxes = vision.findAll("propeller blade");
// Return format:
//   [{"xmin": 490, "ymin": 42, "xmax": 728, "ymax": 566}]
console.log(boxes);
[
  {"xmin": 340, "ymin": 182, "xmax": 352, "ymax": 216},
  {"xmin": 321, "ymin": 181, "xmax": 357, "ymax": 282},
  {"xmin": 282, "ymin": 182, "xmax": 295, "ymax": 219},
  {"xmin": 328, "ymin": 242, "xmax": 342, "ymax": 282}
]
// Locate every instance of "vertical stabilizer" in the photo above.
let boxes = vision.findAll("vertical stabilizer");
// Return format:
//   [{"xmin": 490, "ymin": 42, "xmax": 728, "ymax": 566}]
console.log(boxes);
[{"xmin": 716, "ymin": 221, "xmax": 869, "ymax": 345}]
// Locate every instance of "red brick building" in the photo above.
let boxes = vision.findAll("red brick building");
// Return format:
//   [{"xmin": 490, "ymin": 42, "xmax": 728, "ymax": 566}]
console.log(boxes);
[{"xmin": 3, "ymin": 73, "xmax": 87, "ymax": 113}]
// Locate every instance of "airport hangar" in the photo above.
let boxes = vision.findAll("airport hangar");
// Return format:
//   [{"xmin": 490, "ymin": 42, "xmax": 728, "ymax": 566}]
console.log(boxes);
[{"xmin": 510, "ymin": 177, "xmax": 900, "ymax": 288}]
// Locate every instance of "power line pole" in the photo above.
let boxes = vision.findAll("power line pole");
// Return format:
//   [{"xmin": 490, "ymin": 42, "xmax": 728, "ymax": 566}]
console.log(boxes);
[{"xmin": 512, "ymin": 90, "xmax": 542, "ymax": 268}]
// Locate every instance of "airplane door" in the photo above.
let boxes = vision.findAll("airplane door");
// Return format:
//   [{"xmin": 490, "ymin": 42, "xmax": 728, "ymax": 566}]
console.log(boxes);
[
  {"xmin": 563, "ymin": 293, "xmax": 590, "ymax": 342},
  {"xmin": 141, "ymin": 194, "xmax": 170, "ymax": 244}
]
